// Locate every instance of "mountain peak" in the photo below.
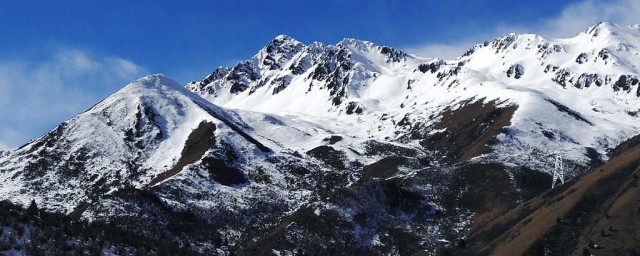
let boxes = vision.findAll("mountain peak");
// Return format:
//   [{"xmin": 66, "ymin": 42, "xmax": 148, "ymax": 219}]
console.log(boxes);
[
  {"xmin": 273, "ymin": 34, "xmax": 299, "ymax": 42},
  {"xmin": 256, "ymin": 35, "xmax": 305, "ymax": 71},
  {"xmin": 585, "ymin": 21, "xmax": 621, "ymax": 37},
  {"xmin": 265, "ymin": 34, "xmax": 304, "ymax": 49},
  {"xmin": 337, "ymin": 38, "xmax": 376, "ymax": 50},
  {"xmin": 131, "ymin": 74, "xmax": 182, "ymax": 89},
  {"xmin": 114, "ymin": 74, "xmax": 194, "ymax": 102}
]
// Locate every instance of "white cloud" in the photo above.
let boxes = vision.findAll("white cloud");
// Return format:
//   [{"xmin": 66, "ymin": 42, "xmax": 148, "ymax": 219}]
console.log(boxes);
[
  {"xmin": 0, "ymin": 128, "xmax": 24, "ymax": 151},
  {"xmin": 403, "ymin": 0, "xmax": 640, "ymax": 59},
  {"xmin": 0, "ymin": 49, "xmax": 147, "ymax": 148},
  {"xmin": 405, "ymin": 41, "xmax": 478, "ymax": 60},
  {"xmin": 539, "ymin": 0, "xmax": 640, "ymax": 38}
]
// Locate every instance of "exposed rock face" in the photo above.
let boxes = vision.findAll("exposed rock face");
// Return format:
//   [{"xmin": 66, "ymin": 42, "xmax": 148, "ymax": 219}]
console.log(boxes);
[
  {"xmin": 3, "ymin": 22, "xmax": 640, "ymax": 255},
  {"xmin": 186, "ymin": 36, "xmax": 419, "ymax": 113},
  {"xmin": 506, "ymin": 64, "xmax": 524, "ymax": 79}
]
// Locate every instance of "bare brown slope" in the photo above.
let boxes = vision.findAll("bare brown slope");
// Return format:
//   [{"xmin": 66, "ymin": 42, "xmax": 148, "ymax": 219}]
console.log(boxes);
[
  {"xmin": 571, "ymin": 164, "xmax": 640, "ymax": 255},
  {"xmin": 148, "ymin": 121, "xmax": 216, "ymax": 187},
  {"xmin": 456, "ymin": 143, "xmax": 640, "ymax": 256},
  {"xmin": 420, "ymin": 99, "xmax": 517, "ymax": 163}
]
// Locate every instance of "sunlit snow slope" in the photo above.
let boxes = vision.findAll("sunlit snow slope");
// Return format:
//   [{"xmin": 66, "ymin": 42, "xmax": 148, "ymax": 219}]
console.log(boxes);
[
  {"xmin": 0, "ymin": 75, "xmax": 332, "ymax": 212},
  {"xmin": 2, "ymin": 22, "xmax": 640, "ymax": 255},
  {"xmin": 188, "ymin": 22, "xmax": 640, "ymax": 174}
]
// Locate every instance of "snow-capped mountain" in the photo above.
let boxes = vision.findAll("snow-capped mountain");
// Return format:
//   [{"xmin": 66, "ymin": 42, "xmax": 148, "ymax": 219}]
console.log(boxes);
[
  {"xmin": 186, "ymin": 34, "xmax": 425, "ymax": 115},
  {"xmin": 188, "ymin": 21, "xmax": 640, "ymax": 174},
  {"xmin": 2, "ymin": 22, "xmax": 640, "ymax": 255},
  {"xmin": 0, "ymin": 74, "xmax": 436, "ymax": 254},
  {"xmin": 0, "ymin": 74, "xmax": 339, "ymax": 213},
  {"xmin": 0, "ymin": 75, "xmax": 253, "ymax": 211}
]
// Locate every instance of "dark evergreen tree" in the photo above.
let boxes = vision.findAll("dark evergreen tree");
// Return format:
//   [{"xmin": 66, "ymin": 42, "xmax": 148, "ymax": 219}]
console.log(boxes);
[{"xmin": 27, "ymin": 199, "xmax": 39, "ymax": 217}]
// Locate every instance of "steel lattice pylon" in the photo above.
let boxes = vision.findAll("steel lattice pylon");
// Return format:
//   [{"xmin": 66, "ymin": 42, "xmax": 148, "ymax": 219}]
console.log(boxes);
[{"xmin": 551, "ymin": 155, "xmax": 564, "ymax": 189}]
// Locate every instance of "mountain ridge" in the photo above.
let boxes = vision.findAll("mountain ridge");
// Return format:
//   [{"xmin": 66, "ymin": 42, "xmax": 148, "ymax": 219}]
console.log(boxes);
[
  {"xmin": 1, "ymin": 22, "xmax": 640, "ymax": 255},
  {"xmin": 187, "ymin": 22, "xmax": 640, "ymax": 174}
]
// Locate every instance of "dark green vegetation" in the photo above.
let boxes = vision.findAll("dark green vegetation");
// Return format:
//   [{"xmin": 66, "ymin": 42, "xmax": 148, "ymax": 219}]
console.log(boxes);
[{"xmin": 0, "ymin": 200, "xmax": 195, "ymax": 255}]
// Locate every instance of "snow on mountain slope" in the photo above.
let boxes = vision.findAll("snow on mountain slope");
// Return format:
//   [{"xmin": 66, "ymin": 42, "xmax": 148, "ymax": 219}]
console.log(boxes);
[
  {"xmin": 0, "ymin": 71, "xmax": 426, "ymax": 246},
  {"xmin": 1, "ymin": 21, "xmax": 640, "ymax": 254},
  {"xmin": 186, "ymin": 35, "xmax": 428, "ymax": 116},
  {"xmin": 449, "ymin": 22, "xmax": 640, "ymax": 170},
  {"xmin": 0, "ymin": 75, "xmax": 213, "ymax": 211},
  {"xmin": 0, "ymin": 74, "xmax": 341, "ymax": 213},
  {"xmin": 188, "ymin": 22, "xmax": 640, "ymax": 177}
]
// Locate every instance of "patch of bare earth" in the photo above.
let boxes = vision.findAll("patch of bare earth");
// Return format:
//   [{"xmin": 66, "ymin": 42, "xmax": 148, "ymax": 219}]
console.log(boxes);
[
  {"xmin": 148, "ymin": 121, "xmax": 216, "ymax": 187},
  {"xmin": 422, "ymin": 98, "xmax": 517, "ymax": 163}
]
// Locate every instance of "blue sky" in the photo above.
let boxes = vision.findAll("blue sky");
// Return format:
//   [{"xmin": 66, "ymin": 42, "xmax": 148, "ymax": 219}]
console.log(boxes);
[{"xmin": 0, "ymin": 0, "xmax": 638, "ymax": 149}]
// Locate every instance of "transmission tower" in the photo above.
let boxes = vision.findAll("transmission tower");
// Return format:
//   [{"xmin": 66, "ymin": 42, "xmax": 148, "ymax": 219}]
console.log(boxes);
[
  {"xmin": 549, "ymin": 135, "xmax": 566, "ymax": 189},
  {"xmin": 551, "ymin": 155, "xmax": 564, "ymax": 189}
]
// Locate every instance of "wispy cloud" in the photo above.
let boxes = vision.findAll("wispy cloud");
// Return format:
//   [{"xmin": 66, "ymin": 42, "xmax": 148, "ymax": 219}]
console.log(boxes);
[
  {"xmin": 404, "ymin": 40, "xmax": 480, "ymax": 61},
  {"xmin": 0, "ymin": 49, "xmax": 147, "ymax": 149},
  {"xmin": 538, "ymin": 0, "xmax": 640, "ymax": 38},
  {"xmin": 404, "ymin": 0, "xmax": 640, "ymax": 59}
]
